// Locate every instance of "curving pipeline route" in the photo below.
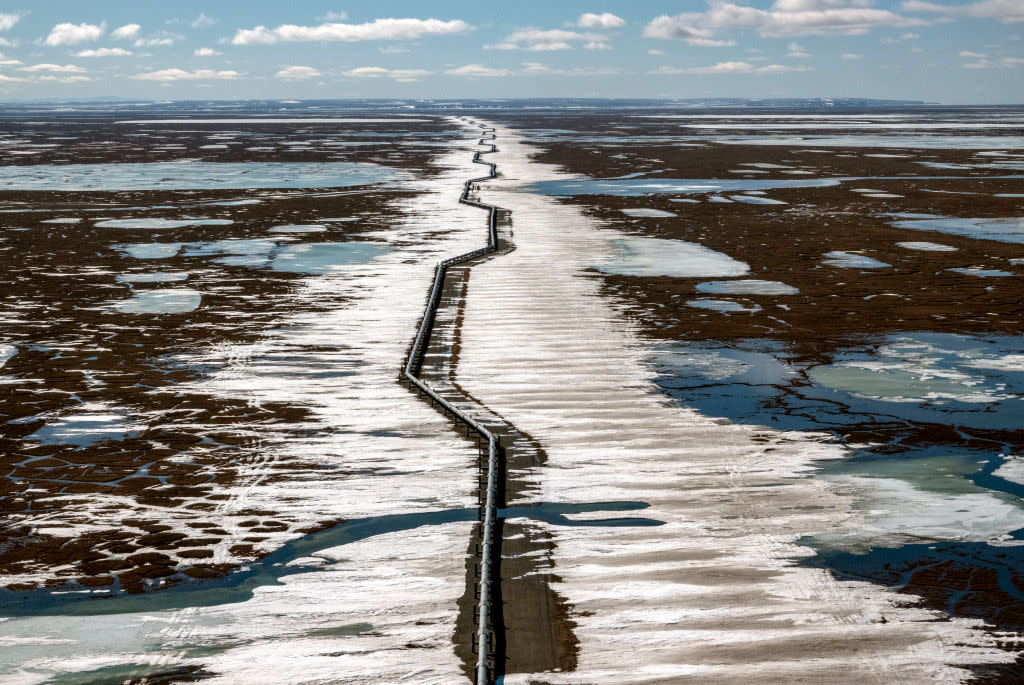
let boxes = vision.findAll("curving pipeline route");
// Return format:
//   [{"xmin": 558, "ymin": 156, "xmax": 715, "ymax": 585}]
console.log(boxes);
[{"xmin": 400, "ymin": 120, "xmax": 504, "ymax": 685}]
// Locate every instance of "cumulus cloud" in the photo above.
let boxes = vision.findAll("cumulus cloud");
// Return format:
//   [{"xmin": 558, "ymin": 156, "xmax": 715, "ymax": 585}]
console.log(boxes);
[
  {"xmin": 649, "ymin": 48, "xmax": 664, "ymax": 55},
  {"xmin": 577, "ymin": 12, "xmax": 626, "ymax": 29},
  {"xmin": 643, "ymin": 15, "xmax": 735, "ymax": 45},
  {"xmin": 276, "ymin": 65, "xmax": 322, "ymax": 79},
  {"xmin": 445, "ymin": 64, "xmax": 512, "ymax": 77},
  {"xmin": 961, "ymin": 54, "xmax": 1024, "ymax": 68},
  {"xmin": 37, "ymin": 75, "xmax": 91, "ymax": 83},
  {"xmin": 585, "ymin": 40, "xmax": 611, "ymax": 49},
  {"xmin": 192, "ymin": 13, "xmax": 216, "ymax": 28},
  {"xmin": 0, "ymin": 73, "xmax": 25, "ymax": 82},
  {"xmin": 902, "ymin": 0, "xmax": 1024, "ymax": 23},
  {"xmin": 0, "ymin": 51, "xmax": 20, "ymax": 65},
  {"xmin": 0, "ymin": 13, "xmax": 22, "ymax": 32},
  {"xmin": 652, "ymin": 61, "xmax": 813, "ymax": 74},
  {"xmin": 75, "ymin": 47, "xmax": 133, "ymax": 57},
  {"xmin": 133, "ymin": 68, "xmax": 238, "ymax": 81},
  {"xmin": 786, "ymin": 41, "xmax": 811, "ymax": 56},
  {"xmin": 194, "ymin": 47, "xmax": 221, "ymax": 56},
  {"xmin": 232, "ymin": 18, "xmax": 471, "ymax": 44},
  {"xmin": 344, "ymin": 66, "xmax": 432, "ymax": 81},
  {"xmin": 841, "ymin": 52, "xmax": 863, "ymax": 58},
  {"xmin": 521, "ymin": 61, "xmax": 620, "ymax": 75},
  {"xmin": 134, "ymin": 36, "xmax": 177, "ymax": 47},
  {"xmin": 322, "ymin": 11, "xmax": 348, "ymax": 21},
  {"xmin": 20, "ymin": 63, "xmax": 87, "ymax": 73},
  {"xmin": 44, "ymin": 22, "xmax": 105, "ymax": 46},
  {"xmin": 646, "ymin": 0, "xmax": 927, "ymax": 41},
  {"xmin": 486, "ymin": 28, "xmax": 607, "ymax": 50},
  {"xmin": 111, "ymin": 24, "xmax": 141, "ymax": 40}
]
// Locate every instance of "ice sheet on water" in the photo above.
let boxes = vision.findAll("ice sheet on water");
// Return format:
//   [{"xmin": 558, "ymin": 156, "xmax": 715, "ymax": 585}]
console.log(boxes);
[{"xmin": 598, "ymin": 238, "xmax": 750, "ymax": 278}]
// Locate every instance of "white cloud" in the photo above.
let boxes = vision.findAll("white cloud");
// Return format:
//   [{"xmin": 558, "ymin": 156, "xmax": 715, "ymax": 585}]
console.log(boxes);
[
  {"xmin": 37, "ymin": 74, "xmax": 91, "ymax": 83},
  {"xmin": 0, "ymin": 51, "xmax": 20, "ymax": 65},
  {"xmin": 903, "ymin": 0, "xmax": 1024, "ymax": 24},
  {"xmin": 192, "ymin": 13, "xmax": 216, "ymax": 28},
  {"xmin": 133, "ymin": 68, "xmax": 238, "ymax": 81},
  {"xmin": 194, "ymin": 47, "xmax": 221, "ymax": 56},
  {"xmin": 961, "ymin": 54, "xmax": 1024, "ymax": 68},
  {"xmin": 445, "ymin": 64, "xmax": 512, "ymax": 77},
  {"xmin": 276, "ymin": 65, "xmax": 322, "ymax": 79},
  {"xmin": 585, "ymin": 40, "xmax": 611, "ymax": 50},
  {"xmin": 380, "ymin": 45, "xmax": 410, "ymax": 53},
  {"xmin": 134, "ymin": 36, "xmax": 176, "ymax": 47},
  {"xmin": 0, "ymin": 73, "xmax": 25, "ymax": 82},
  {"xmin": 111, "ymin": 24, "xmax": 141, "ymax": 40},
  {"xmin": 75, "ymin": 47, "xmax": 133, "ymax": 57},
  {"xmin": 652, "ymin": 61, "xmax": 813, "ymax": 74},
  {"xmin": 521, "ymin": 61, "xmax": 620, "ymax": 76},
  {"xmin": 646, "ymin": 1, "xmax": 927, "ymax": 41},
  {"xmin": 786, "ymin": 41, "xmax": 811, "ymax": 56},
  {"xmin": 0, "ymin": 13, "xmax": 22, "ymax": 32},
  {"xmin": 648, "ymin": 48, "xmax": 664, "ymax": 55},
  {"xmin": 486, "ymin": 28, "xmax": 606, "ymax": 51},
  {"xmin": 577, "ymin": 12, "xmax": 626, "ymax": 29},
  {"xmin": 44, "ymin": 22, "xmax": 105, "ymax": 46},
  {"xmin": 322, "ymin": 11, "xmax": 348, "ymax": 21},
  {"xmin": 344, "ymin": 66, "xmax": 432, "ymax": 81},
  {"xmin": 20, "ymin": 63, "xmax": 87, "ymax": 73},
  {"xmin": 841, "ymin": 52, "xmax": 863, "ymax": 58},
  {"xmin": 902, "ymin": 31, "xmax": 920, "ymax": 37},
  {"xmin": 232, "ymin": 18, "xmax": 471, "ymax": 44}
]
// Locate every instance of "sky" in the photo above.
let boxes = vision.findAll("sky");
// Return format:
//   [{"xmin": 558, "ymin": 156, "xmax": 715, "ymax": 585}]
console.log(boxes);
[{"xmin": 0, "ymin": 1, "xmax": 1019, "ymax": 104}]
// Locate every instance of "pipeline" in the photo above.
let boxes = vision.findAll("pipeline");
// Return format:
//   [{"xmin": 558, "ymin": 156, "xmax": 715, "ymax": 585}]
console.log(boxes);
[{"xmin": 401, "ymin": 119, "xmax": 502, "ymax": 685}]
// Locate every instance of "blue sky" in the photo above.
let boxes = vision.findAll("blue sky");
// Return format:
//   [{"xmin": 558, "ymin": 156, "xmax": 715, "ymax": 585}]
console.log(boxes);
[{"xmin": 0, "ymin": 1, "xmax": 1020, "ymax": 103}]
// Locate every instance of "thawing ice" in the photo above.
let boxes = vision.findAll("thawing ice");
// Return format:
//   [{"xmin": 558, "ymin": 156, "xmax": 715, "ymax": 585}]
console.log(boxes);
[
  {"xmin": 0, "ymin": 343, "xmax": 15, "ymax": 369},
  {"xmin": 889, "ymin": 215, "xmax": 1024, "ymax": 244},
  {"xmin": 822, "ymin": 251, "xmax": 891, "ymax": 269},
  {"xmin": 621, "ymin": 208, "xmax": 677, "ymax": 218},
  {"xmin": 897, "ymin": 241, "xmax": 958, "ymax": 252},
  {"xmin": 40, "ymin": 218, "xmax": 81, "ymax": 224},
  {"xmin": 686, "ymin": 298, "xmax": 761, "ymax": 313},
  {"xmin": 116, "ymin": 242, "xmax": 183, "ymax": 259},
  {"xmin": 268, "ymin": 224, "xmax": 328, "ymax": 233},
  {"xmin": 96, "ymin": 218, "xmax": 234, "ymax": 229},
  {"xmin": 729, "ymin": 195, "xmax": 788, "ymax": 205},
  {"xmin": 116, "ymin": 272, "xmax": 189, "ymax": 283},
  {"xmin": 696, "ymin": 279, "xmax": 799, "ymax": 295},
  {"xmin": 270, "ymin": 242, "xmax": 391, "ymax": 274},
  {"xmin": 112, "ymin": 288, "xmax": 203, "ymax": 314},
  {"xmin": 0, "ymin": 162, "xmax": 399, "ymax": 191},
  {"xmin": 599, "ymin": 238, "xmax": 750, "ymax": 278},
  {"xmin": 26, "ymin": 403, "xmax": 144, "ymax": 448},
  {"xmin": 945, "ymin": 267, "xmax": 1015, "ymax": 277}
]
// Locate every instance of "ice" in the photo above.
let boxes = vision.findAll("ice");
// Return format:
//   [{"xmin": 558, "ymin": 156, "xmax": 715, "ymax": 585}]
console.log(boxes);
[
  {"xmin": 26, "ymin": 403, "xmax": 144, "ymax": 448},
  {"xmin": 270, "ymin": 243, "xmax": 391, "ymax": 274},
  {"xmin": 112, "ymin": 288, "xmax": 203, "ymax": 314},
  {"xmin": 896, "ymin": 241, "xmax": 958, "ymax": 252},
  {"xmin": 945, "ymin": 267, "xmax": 1015, "ymax": 277},
  {"xmin": 696, "ymin": 279, "xmax": 799, "ymax": 295},
  {"xmin": 0, "ymin": 162, "xmax": 399, "ymax": 191},
  {"xmin": 598, "ymin": 238, "xmax": 750, "ymax": 278},
  {"xmin": 889, "ymin": 215, "xmax": 1024, "ymax": 244},
  {"xmin": 267, "ymin": 224, "xmax": 328, "ymax": 234},
  {"xmin": 822, "ymin": 251, "xmax": 891, "ymax": 269},
  {"xmin": 116, "ymin": 272, "xmax": 189, "ymax": 283},
  {"xmin": 729, "ymin": 195, "xmax": 788, "ymax": 205},
  {"xmin": 686, "ymin": 298, "xmax": 761, "ymax": 313},
  {"xmin": 621, "ymin": 208, "xmax": 677, "ymax": 218},
  {"xmin": 97, "ymin": 218, "xmax": 234, "ymax": 229},
  {"xmin": 116, "ymin": 242, "xmax": 183, "ymax": 259}
]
